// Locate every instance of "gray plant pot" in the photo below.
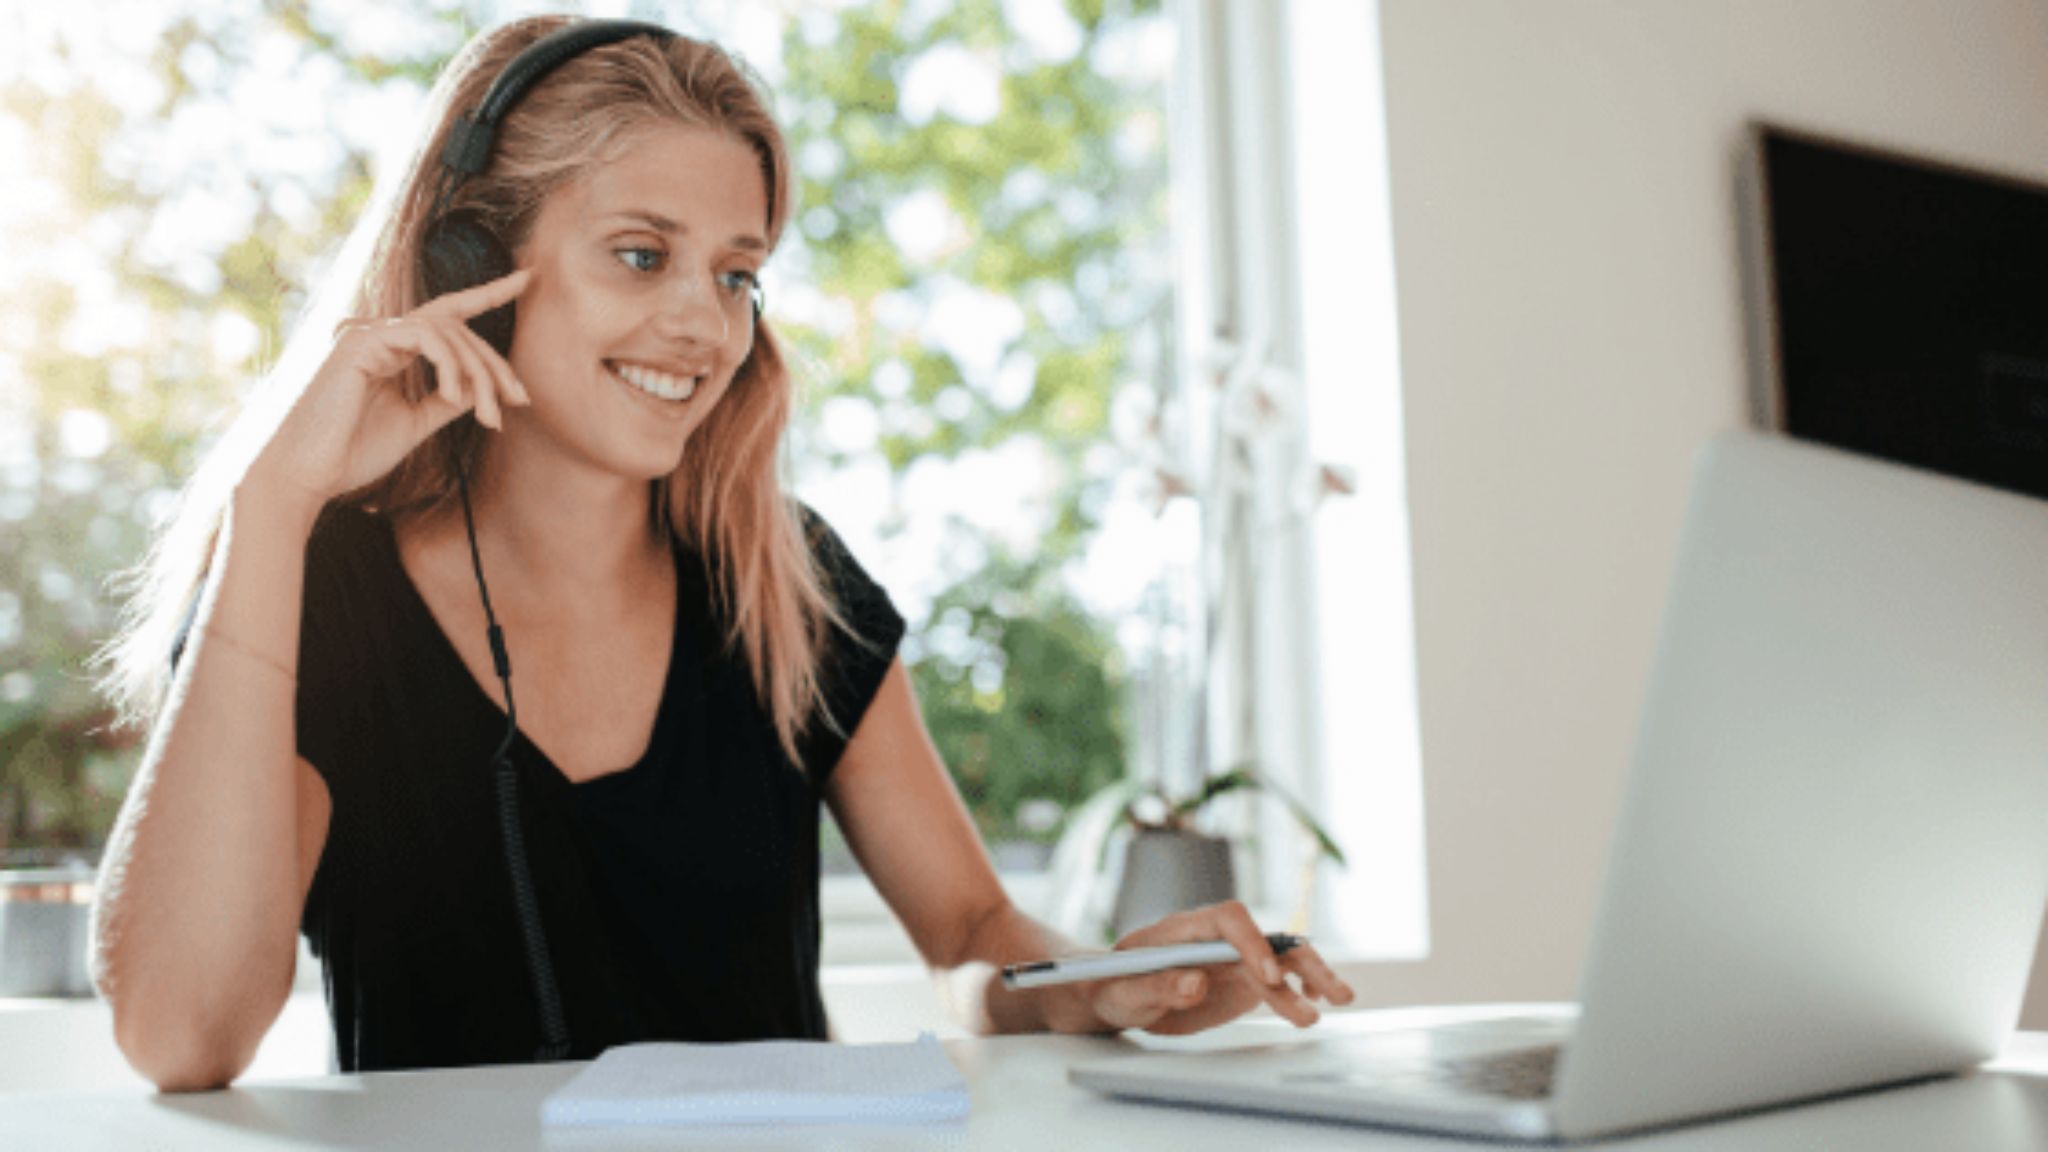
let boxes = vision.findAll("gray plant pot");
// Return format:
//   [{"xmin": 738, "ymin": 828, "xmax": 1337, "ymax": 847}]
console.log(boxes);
[
  {"xmin": 0, "ymin": 867, "xmax": 96, "ymax": 998},
  {"xmin": 1109, "ymin": 828, "xmax": 1236, "ymax": 940}
]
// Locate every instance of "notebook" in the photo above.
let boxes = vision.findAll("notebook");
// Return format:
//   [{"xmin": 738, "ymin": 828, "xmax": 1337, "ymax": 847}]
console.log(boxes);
[{"xmin": 540, "ymin": 1033, "xmax": 970, "ymax": 1128}]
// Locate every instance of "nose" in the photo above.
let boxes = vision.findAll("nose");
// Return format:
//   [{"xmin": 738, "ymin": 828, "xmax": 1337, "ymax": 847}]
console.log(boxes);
[{"xmin": 657, "ymin": 270, "xmax": 730, "ymax": 347}]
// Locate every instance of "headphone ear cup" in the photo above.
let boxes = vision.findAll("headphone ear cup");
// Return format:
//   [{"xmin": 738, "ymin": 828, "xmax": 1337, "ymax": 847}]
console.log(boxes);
[{"xmin": 421, "ymin": 210, "xmax": 518, "ymax": 360}]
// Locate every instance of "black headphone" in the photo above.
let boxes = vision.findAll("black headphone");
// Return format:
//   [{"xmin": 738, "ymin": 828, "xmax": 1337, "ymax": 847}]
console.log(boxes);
[
  {"xmin": 422, "ymin": 16, "xmax": 684, "ymax": 352},
  {"xmin": 419, "ymin": 16, "xmax": 681, "ymax": 1064}
]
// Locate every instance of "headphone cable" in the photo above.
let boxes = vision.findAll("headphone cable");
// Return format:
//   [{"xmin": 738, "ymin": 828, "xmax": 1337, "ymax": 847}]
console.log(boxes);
[{"xmin": 455, "ymin": 455, "xmax": 572, "ymax": 1061}]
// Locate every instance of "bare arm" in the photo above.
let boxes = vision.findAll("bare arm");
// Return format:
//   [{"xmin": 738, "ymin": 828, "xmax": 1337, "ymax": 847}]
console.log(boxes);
[
  {"xmin": 89, "ymin": 262, "xmax": 533, "ymax": 1092},
  {"xmin": 825, "ymin": 658, "xmax": 1353, "ymax": 1036},
  {"xmin": 90, "ymin": 483, "xmax": 329, "ymax": 1091},
  {"xmin": 930, "ymin": 902, "xmax": 1119, "ymax": 1035},
  {"xmin": 822, "ymin": 659, "xmax": 1109, "ymax": 1035}
]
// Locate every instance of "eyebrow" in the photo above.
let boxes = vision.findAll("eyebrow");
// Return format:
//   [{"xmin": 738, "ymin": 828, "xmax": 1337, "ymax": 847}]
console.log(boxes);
[{"xmin": 600, "ymin": 209, "xmax": 767, "ymax": 253}]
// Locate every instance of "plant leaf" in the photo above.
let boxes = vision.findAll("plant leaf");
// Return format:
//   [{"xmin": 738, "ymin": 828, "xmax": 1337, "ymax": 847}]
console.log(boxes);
[
  {"xmin": 1168, "ymin": 764, "xmax": 1258, "ymax": 819},
  {"xmin": 1176, "ymin": 762, "xmax": 1348, "ymax": 868}
]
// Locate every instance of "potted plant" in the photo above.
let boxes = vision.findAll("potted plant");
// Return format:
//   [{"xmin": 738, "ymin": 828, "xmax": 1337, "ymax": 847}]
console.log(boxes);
[
  {"xmin": 1045, "ymin": 762, "xmax": 1347, "ymax": 943},
  {"xmin": 0, "ymin": 704, "xmax": 132, "ymax": 998},
  {"xmin": 0, "ymin": 852, "xmax": 99, "ymax": 998}
]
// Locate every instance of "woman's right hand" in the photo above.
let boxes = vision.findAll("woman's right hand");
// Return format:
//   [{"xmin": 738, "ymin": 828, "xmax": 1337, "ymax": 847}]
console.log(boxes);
[{"xmin": 244, "ymin": 266, "xmax": 535, "ymax": 516}]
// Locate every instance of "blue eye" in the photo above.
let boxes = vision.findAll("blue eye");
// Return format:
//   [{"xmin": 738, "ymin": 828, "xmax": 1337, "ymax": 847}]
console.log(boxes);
[
  {"xmin": 613, "ymin": 247, "xmax": 761, "ymax": 309},
  {"xmin": 614, "ymin": 246, "xmax": 664, "ymax": 273}
]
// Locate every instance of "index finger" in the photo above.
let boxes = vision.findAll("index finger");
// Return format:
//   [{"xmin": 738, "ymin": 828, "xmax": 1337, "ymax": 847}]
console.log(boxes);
[
  {"xmin": 1280, "ymin": 942, "xmax": 1356, "ymax": 1006},
  {"xmin": 424, "ymin": 266, "xmax": 533, "ymax": 317},
  {"xmin": 1206, "ymin": 901, "xmax": 1285, "ymax": 987},
  {"xmin": 1208, "ymin": 903, "xmax": 1320, "ymax": 1026}
]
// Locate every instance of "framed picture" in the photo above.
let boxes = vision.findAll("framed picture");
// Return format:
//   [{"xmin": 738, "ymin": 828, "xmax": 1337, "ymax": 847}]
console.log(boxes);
[{"xmin": 1739, "ymin": 122, "xmax": 2048, "ymax": 502}]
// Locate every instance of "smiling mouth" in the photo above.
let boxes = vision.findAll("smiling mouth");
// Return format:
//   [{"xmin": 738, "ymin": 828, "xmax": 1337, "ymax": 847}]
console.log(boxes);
[{"xmin": 605, "ymin": 359, "xmax": 702, "ymax": 403}]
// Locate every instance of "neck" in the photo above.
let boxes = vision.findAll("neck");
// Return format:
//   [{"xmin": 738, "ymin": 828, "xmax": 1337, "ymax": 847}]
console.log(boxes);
[{"xmin": 454, "ymin": 432, "xmax": 671, "ymax": 605}]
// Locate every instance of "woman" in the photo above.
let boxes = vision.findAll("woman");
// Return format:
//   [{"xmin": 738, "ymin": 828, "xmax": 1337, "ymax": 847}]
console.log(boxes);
[{"xmin": 87, "ymin": 14, "xmax": 1353, "ymax": 1092}]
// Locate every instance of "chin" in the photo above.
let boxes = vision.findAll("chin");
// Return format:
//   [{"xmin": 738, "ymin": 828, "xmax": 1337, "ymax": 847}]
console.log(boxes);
[
  {"xmin": 618, "ymin": 432, "xmax": 694, "ymax": 483},
  {"xmin": 595, "ymin": 365, "xmax": 728, "ymax": 472}
]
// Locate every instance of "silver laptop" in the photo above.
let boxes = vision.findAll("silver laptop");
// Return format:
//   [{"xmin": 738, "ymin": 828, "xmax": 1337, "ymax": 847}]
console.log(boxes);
[{"xmin": 1070, "ymin": 430, "xmax": 2048, "ymax": 1142}]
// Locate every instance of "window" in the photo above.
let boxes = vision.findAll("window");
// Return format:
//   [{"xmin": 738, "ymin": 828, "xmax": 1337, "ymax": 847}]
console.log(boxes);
[{"xmin": 1150, "ymin": 0, "xmax": 1426, "ymax": 960}]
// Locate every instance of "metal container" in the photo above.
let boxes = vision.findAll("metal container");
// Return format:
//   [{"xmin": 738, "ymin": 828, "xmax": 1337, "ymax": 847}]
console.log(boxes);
[
  {"xmin": 1109, "ymin": 828, "xmax": 1236, "ymax": 939},
  {"xmin": 0, "ymin": 866, "xmax": 97, "ymax": 998}
]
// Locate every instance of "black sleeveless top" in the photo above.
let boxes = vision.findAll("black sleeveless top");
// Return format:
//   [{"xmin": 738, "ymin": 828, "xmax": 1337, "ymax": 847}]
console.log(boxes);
[{"xmin": 177, "ymin": 500, "xmax": 904, "ymax": 1073}]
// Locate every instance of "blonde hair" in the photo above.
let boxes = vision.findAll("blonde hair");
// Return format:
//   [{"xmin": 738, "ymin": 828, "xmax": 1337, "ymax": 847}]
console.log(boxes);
[{"xmin": 93, "ymin": 15, "xmax": 855, "ymax": 768}]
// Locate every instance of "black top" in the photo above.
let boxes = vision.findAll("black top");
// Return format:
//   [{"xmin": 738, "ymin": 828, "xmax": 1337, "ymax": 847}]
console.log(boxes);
[{"xmin": 173, "ymin": 500, "xmax": 904, "ymax": 1073}]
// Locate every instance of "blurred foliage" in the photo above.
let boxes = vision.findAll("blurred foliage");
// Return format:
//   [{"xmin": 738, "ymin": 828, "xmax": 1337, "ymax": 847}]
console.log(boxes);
[
  {"xmin": 906, "ymin": 545, "xmax": 1128, "ymax": 845},
  {"xmin": 0, "ymin": 0, "xmax": 1170, "ymax": 861}
]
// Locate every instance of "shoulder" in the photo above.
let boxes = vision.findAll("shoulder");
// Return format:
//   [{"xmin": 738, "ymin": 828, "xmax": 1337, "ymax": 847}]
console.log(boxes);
[
  {"xmin": 791, "ymin": 499, "xmax": 838, "ymax": 554},
  {"xmin": 306, "ymin": 500, "xmax": 387, "ymax": 561},
  {"xmin": 298, "ymin": 501, "xmax": 403, "ymax": 639},
  {"xmin": 295, "ymin": 500, "xmax": 390, "ymax": 596},
  {"xmin": 786, "ymin": 500, "xmax": 843, "ymax": 565},
  {"xmin": 790, "ymin": 500, "xmax": 892, "ymax": 612},
  {"xmin": 293, "ymin": 505, "xmax": 396, "ymax": 804},
  {"xmin": 788, "ymin": 502, "xmax": 907, "ymax": 776}
]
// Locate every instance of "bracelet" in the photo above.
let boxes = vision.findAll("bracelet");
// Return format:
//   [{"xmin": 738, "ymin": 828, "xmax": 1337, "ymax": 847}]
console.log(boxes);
[{"xmin": 198, "ymin": 626, "xmax": 297, "ymax": 684}]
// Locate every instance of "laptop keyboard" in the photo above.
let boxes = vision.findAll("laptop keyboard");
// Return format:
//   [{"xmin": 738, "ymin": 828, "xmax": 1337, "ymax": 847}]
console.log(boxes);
[
  {"xmin": 1429, "ymin": 1043, "xmax": 1561, "ymax": 1101},
  {"xmin": 1279, "ymin": 1018, "xmax": 1571, "ymax": 1103},
  {"xmin": 1285, "ymin": 1041, "xmax": 1564, "ymax": 1101}
]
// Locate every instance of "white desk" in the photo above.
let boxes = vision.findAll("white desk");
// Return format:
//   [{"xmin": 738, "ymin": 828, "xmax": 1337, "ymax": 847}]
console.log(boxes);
[{"xmin": 3, "ymin": 1006, "xmax": 2045, "ymax": 1150}]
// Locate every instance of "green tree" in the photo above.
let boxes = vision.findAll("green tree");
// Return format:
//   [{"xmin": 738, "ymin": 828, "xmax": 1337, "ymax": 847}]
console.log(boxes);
[{"xmin": 906, "ymin": 546, "xmax": 1127, "ymax": 844}]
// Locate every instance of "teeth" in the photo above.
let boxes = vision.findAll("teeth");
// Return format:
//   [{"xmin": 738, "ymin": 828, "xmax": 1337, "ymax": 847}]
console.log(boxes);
[{"xmin": 609, "ymin": 360, "xmax": 700, "ymax": 402}]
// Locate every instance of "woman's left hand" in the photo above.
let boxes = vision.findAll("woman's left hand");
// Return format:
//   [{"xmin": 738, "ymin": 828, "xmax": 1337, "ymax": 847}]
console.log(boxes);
[{"xmin": 1080, "ymin": 900, "xmax": 1357, "ymax": 1036}]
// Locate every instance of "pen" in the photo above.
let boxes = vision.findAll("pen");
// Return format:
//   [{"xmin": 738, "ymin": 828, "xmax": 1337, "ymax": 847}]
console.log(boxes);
[{"xmin": 1001, "ymin": 933, "xmax": 1307, "ymax": 990}]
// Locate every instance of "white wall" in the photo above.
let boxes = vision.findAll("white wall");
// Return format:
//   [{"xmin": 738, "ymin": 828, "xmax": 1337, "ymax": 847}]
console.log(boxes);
[{"xmin": 1328, "ymin": 0, "xmax": 2048, "ymax": 1028}]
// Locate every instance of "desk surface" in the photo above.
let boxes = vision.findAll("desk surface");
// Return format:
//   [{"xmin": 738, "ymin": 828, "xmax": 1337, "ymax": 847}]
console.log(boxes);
[{"xmin": 4, "ymin": 1006, "xmax": 2046, "ymax": 1151}]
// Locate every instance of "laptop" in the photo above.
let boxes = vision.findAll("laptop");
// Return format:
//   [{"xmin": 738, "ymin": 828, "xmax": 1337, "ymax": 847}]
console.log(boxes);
[{"xmin": 1070, "ymin": 430, "xmax": 2048, "ymax": 1142}]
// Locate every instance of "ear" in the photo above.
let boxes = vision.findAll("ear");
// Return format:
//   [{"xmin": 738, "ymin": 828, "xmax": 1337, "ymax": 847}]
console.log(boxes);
[{"xmin": 420, "ymin": 210, "xmax": 518, "ymax": 359}]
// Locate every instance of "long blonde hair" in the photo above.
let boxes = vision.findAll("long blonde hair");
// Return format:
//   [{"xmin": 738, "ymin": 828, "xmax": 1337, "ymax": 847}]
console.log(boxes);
[{"xmin": 93, "ymin": 15, "xmax": 853, "ymax": 768}]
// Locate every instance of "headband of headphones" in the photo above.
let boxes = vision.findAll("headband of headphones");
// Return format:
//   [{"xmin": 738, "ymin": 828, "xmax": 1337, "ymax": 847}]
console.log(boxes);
[{"xmin": 436, "ymin": 19, "xmax": 677, "ymax": 196}]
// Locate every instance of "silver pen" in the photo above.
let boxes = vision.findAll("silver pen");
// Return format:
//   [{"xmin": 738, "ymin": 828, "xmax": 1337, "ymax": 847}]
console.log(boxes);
[{"xmin": 1001, "ymin": 933, "xmax": 1306, "ymax": 990}]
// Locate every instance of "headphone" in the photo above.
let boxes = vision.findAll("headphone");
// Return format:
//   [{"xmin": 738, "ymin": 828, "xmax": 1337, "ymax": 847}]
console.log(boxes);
[{"xmin": 419, "ymin": 16, "xmax": 682, "ymax": 1064}]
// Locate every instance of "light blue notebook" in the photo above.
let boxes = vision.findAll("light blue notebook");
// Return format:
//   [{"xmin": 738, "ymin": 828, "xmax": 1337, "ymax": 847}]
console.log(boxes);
[{"xmin": 540, "ymin": 1033, "xmax": 970, "ymax": 1127}]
